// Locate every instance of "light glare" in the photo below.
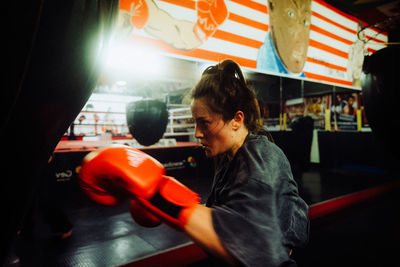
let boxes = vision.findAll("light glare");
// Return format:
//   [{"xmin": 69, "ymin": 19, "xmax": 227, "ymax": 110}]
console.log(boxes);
[{"xmin": 103, "ymin": 43, "xmax": 163, "ymax": 78}]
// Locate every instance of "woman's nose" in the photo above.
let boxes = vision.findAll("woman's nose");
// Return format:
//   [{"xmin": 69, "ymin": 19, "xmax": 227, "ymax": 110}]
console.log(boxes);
[{"xmin": 194, "ymin": 125, "xmax": 204, "ymax": 139}]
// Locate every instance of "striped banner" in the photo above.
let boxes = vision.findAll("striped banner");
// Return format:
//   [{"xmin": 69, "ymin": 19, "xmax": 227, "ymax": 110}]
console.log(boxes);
[{"xmin": 123, "ymin": 0, "xmax": 388, "ymax": 87}]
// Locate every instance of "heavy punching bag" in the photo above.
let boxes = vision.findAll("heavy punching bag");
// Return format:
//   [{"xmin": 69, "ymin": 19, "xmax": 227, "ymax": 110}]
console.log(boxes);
[
  {"xmin": 126, "ymin": 99, "xmax": 169, "ymax": 146},
  {"xmin": 361, "ymin": 46, "xmax": 400, "ymax": 158},
  {"xmin": 2, "ymin": 0, "xmax": 119, "ymax": 262}
]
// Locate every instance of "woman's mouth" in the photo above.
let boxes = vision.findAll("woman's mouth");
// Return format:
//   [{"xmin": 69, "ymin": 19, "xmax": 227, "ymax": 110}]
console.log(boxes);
[{"xmin": 201, "ymin": 143, "xmax": 210, "ymax": 151}]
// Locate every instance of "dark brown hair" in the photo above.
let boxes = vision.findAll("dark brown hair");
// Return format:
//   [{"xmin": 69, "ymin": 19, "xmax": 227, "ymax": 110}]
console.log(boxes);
[{"xmin": 191, "ymin": 59, "xmax": 273, "ymax": 141}]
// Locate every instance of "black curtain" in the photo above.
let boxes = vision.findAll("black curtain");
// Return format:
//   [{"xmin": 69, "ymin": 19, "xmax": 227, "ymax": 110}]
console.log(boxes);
[{"xmin": 2, "ymin": 0, "xmax": 119, "ymax": 262}]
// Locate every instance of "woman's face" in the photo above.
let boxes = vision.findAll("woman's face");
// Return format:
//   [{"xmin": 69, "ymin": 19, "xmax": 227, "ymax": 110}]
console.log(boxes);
[{"xmin": 191, "ymin": 98, "xmax": 235, "ymax": 158}]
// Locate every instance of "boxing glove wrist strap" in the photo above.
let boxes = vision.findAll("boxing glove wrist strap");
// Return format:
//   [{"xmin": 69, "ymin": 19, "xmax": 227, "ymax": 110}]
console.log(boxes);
[
  {"xmin": 149, "ymin": 191, "xmax": 184, "ymax": 220},
  {"xmin": 138, "ymin": 177, "xmax": 200, "ymax": 229}
]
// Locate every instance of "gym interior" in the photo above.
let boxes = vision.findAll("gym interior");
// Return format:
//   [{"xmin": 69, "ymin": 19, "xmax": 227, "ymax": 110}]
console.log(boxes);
[{"xmin": 4, "ymin": 0, "xmax": 400, "ymax": 266}]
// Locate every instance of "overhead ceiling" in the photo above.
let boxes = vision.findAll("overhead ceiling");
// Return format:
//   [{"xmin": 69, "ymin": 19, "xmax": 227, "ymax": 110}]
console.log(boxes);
[{"xmin": 324, "ymin": 0, "xmax": 400, "ymax": 40}]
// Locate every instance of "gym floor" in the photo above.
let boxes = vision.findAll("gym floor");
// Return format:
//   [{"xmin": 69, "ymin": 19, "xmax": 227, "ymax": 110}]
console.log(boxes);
[{"xmin": 5, "ymin": 164, "xmax": 400, "ymax": 267}]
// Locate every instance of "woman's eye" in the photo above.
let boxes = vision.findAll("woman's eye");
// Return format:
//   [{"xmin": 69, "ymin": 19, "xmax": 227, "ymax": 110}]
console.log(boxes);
[
  {"xmin": 197, "ymin": 120, "xmax": 209, "ymax": 129},
  {"xmin": 288, "ymin": 10, "xmax": 295, "ymax": 18}
]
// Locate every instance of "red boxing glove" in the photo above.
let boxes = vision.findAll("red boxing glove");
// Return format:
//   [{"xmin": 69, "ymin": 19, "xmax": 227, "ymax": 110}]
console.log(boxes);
[
  {"xmin": 194, "ymin": 0, "xmax": 228, "ymax": 41},
  {"xmin": 79, "ymin": 146, "xmax": 165, "ymax": 205},
  {"xmin": 79, "ymin": 146, "xmax": 200, "ymax": 229}
]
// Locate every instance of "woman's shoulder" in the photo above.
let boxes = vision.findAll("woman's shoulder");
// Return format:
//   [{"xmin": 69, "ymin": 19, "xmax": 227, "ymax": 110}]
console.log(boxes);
[
  {"xmin": 244, "ymin": 133, "xmax": 287, "ymax": 162},
  {"xmin": 236, "ymin": 134, "xmax": 292, "ymax": 184}
]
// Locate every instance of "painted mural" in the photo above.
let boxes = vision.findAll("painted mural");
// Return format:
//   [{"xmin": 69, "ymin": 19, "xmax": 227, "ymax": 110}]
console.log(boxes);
[{"xmin": 116, "ymin": 0, "xmax": 388, "ymax": 87}]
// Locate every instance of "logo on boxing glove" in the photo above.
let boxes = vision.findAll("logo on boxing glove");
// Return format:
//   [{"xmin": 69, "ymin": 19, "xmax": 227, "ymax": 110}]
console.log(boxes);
[{"xmin": 126, "ymin": 148, "xmax": 147, "ymax": 167}]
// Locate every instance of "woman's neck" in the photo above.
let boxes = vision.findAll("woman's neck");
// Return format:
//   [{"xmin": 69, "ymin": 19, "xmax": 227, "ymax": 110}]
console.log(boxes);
[{"xmin": 227, "ymin": 127, "xmax": 249, "ymax": 161}]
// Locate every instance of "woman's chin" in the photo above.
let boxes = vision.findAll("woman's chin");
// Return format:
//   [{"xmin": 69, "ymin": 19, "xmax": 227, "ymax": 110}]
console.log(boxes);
[{"xmin": 204, "ymin": 148, "xmax": 214, "ymax": 158}]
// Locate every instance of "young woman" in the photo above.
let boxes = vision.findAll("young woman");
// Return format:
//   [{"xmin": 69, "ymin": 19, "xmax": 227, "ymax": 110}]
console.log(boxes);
[
  {"xmin": 183, "ymin": 59, "xmax": 309, "ymax": 266},
  {"xmin": 80, "ymin": 59, "xmax": 309, "ymax": 267}
]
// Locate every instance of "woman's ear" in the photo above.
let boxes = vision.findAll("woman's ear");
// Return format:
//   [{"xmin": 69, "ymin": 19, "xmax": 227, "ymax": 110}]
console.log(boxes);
[{"xmin": 232, "ymin": 111, "xmax": 245, "ymax": 130}]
